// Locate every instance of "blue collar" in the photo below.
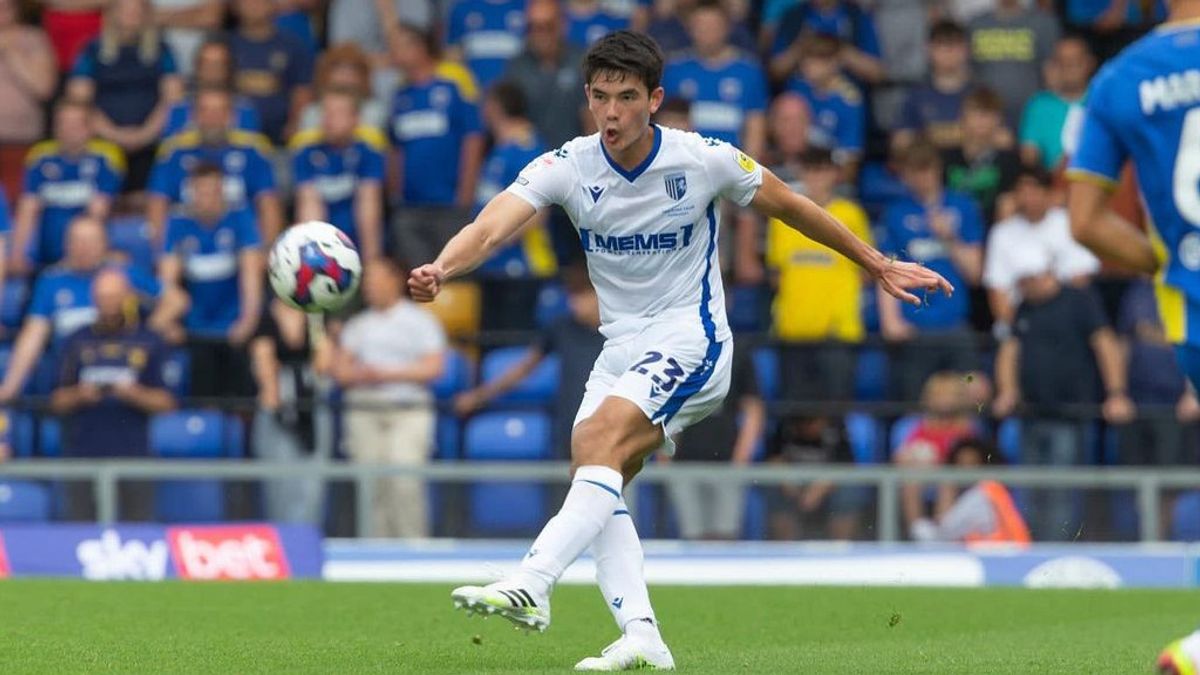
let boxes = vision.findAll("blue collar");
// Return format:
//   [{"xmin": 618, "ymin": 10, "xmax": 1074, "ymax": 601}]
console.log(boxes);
[{"xmin": 600, "ymin": 124, "xmax": 662, "ymax": 183}]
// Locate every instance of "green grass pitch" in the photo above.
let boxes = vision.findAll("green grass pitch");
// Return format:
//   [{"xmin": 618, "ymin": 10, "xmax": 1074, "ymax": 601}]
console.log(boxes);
[{"xmin": 0, "ymin": 581, "xmax": 1197, "ymax": 673}]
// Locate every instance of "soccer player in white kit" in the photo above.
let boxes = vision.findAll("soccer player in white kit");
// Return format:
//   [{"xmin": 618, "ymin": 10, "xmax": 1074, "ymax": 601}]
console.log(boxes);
[{"xmin": 408, "ymin": 31, "xmax": 951, "ymax": 671}]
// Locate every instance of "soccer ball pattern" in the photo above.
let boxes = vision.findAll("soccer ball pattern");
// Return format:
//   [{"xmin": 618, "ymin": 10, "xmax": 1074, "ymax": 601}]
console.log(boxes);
[{"xmin": 268, "ymin": 221, "xmax": 362, "ymax": 312}]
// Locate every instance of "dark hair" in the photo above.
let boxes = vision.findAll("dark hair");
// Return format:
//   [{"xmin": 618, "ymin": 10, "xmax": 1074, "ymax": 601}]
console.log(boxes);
[
  {"xmin": 691, "ymin": 0, "xmax": 729, "ymax": 18},
  {"xmin": 929, "ymin": 19, "xmax": 966, "ymax": 42},
  {"xmin": 900, "ymin": 139, "xmax": 942, "ymax": 170},
  {"xmin": 798, "ymin": 32, "xmax": 841, "ymax": 59},
  {"xmin": 583, "ymin": 30, "xmax": 664, "ymax": 93},
  {"xmin": 1015, "ymin": 162, "xmax": 1053, "ymax": 187},
  {"xmin": 487, "ymin": 80, "xmax": 528, "ymax": 120},
  {"xmin": 800, "ymin": 147, "xmax": 836, "ymax": 168},
  {"xmin": 963, "ymin": 86, "xmax": 1005, "ymax": 114},
  {"xmin": 189, "ymin": 161, "xmax": 223, "ymax": 181},
  {"xmin": 396, "ymin": 21, "xmax": 440, "ymax": 59},
  {"xmin": 947, "ymin": 436, "xmax": 1004, "ymax": 466}
]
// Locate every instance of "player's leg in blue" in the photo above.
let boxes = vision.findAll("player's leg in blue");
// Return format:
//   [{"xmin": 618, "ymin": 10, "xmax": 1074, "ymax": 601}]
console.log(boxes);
[
  {"xmin": 451, "ymin": 398, "xmax": 668, "ymax": 647},
  {"xmin": 1158, "ymin": 345, "xmax": 1200, "ymax": 675}
]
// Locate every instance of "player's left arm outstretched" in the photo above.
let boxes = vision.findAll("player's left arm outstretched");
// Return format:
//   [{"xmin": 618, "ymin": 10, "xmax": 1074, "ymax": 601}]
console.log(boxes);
[
  {"xmin": 408, "ymin": 192, "xmax": 536, "ymax": 302},
  {"xmin": 749, "ymin": 169, "xmax": 954, "ymax": 304}
]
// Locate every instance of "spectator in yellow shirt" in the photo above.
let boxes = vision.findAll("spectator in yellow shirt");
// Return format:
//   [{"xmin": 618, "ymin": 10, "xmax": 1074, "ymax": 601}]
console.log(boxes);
[{"xmin": 766, "ymin": 147, "xmax": 872, "ymax": 402}]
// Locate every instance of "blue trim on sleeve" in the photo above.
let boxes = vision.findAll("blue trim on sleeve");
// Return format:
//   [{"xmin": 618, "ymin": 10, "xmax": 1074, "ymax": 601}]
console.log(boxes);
[
  {"xmin": 612, "ymin": 509, "xmax": 631, "ymax": 516},
  {"xmin": 600, "ymin": 125, "xmax": 662, "ymax": 183},
  {"xmin": 578, "ymin": 479, "xmax": 621, "ymax": 499}
]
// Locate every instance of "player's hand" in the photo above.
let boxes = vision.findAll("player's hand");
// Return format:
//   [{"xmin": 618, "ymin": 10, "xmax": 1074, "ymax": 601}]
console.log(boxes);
[
  {"xmin": 1102, "ymin": 393, "xmax": 1135, "ymax": 425},
  {"xmin": 408, "ymin": 264, "xmax": 445, "ymax": 303},
  {"xmin": 876, "ymin": 259, "xmax": 954, "ymax": 307}
]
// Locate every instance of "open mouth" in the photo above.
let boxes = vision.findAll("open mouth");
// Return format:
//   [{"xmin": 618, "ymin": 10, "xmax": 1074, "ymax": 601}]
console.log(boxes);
[{"xmin": 603, "ymin": 128, "xmax": 619, "ymax": 143}]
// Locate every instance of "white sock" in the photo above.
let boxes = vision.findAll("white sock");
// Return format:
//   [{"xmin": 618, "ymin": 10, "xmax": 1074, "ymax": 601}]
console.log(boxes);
[
  {"xmin": 593, "ymin": 498, "xmax": 659, "ymax": 635},
  {"xmin": 513, "ymin": 465, "xmax": 623, "ymax": 597}
]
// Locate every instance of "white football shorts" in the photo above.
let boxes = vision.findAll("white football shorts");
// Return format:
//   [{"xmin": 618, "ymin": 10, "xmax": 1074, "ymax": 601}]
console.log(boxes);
[{"xmin": 572, "ymin": 319, "xmax": 733, "ymax": 456}]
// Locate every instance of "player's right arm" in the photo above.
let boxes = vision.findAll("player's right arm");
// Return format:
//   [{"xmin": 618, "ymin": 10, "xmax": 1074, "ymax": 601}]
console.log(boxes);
[
  {"xmin": 408, "ymin": 192, "xmax": 536, "ymax": 302},
  {"xmin": 1065, "ymin": 72, "xmax": 1158, "ymax": 274}
]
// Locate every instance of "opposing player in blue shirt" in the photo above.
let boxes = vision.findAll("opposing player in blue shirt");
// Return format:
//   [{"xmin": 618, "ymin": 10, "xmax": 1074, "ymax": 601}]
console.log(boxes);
[
  {"xmin": 446, "ymin": 0, "xmax": 526, "ymax": 90},
  {"xmin": 147, "ymin": 86, "xmax": 283, "ymax": 245},
  {"xmin": 292, "ymin": 89, "xmax": 387, "ymax": 262},
  {"xmin": 389, "ymin": 23, "xmax": 484, "ymax": 207},
  {"xmin": 0, "ymin": 217, "xmax": 177, "ymax": 403},
  {"xmin": 1064, "ymin": 8, "xmax": 1200, "ymax": 671},
  {"xmin": 661, "ymin": 0, "xmax": 767, "ymax": 158},
  {"xmin": 11, "ymin": 100, "xmax": 124, "ymax": 272},
  {"xmin": 161, "ymin": 163, "xmax": 264, "ymax": 398},
  {"xmin": 475, "ymin": 82, "xmax": 554, "ymax": 279}
]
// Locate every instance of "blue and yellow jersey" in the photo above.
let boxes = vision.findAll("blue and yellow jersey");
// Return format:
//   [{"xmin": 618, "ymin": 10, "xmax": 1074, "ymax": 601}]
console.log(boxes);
[
  {"xmin": 164, "ymin": 209, "xmax": 261, "ymax": 337},
  {"xmin": 388, "ymin": 75, "xmax": 482, "ymax": 206},
  {"xmin": 163, "ymin": 95, "xmax": 262, "ymax": 138},
  {"xmin": 148, "ymin": 130, "xmax": 276, "ymax": 213},
  {"xmin": 474, "ymin": 133, "xmax": 556, "ymax": 278},
  {"xmin": 1067, "ymin": 20, "xmax": 1200, "ymax": 345},
  {"xmin": 662, "ymin": 52, "xmax": 768, "ymax": 147},
  {"xmin": 289, "ymin": 126, "xmax": 387, "ymax": 246},
  {"xmin": 23, "ymin": 140, "xmax": 124, "ymax": 265}
]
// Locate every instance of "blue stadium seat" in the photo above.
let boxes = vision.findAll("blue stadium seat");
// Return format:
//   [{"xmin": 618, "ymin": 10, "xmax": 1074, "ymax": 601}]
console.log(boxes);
[
  {"xmin": 846, "ymin": 412, "xmax": 882, "ymax": 464},
  {"xmin": 1171, "ymin": 491, "xmax": 1200, "ymax": 541},
  {"xmin": 480, "ymin": 348, "xmax": 559, "ymax": 406},
  {"xmin": 161, "ymin": 349, "xmax": 191, "ymax": 400},
  {"xmin": 0, "ymin": 480, "xmax": 52, "ymax": 522},
  {"xmin": 0, "ymin": 277, "xmax": 28, "ymax": 332},
  {"xmin": 150, "ymin": 411, "xmax": 239, "ymax": 522},
  {"xmin": 431, "ymin": 349, "xmax": 471, "ymax": 401},
  {"xmin": 752, "ymin": 347, "xmax": 778, "ymax": 401},
  {"xmin": 108, "ymin": 215, "xmax": 156, "ymax": 274},
  {"xmin": 465, "ymin": 412, "xmax": 551, "ymax": 535},
  {"xmin": 435, "ymin": 415, "xmax": 460, "ymax": 460},
  {"xmin": 535, "ymin": 283, "xmax": 570, "ymax": 328},
  {"xmin": 854, "ymin": 348, "xmax": 888, "ymax": 402}
]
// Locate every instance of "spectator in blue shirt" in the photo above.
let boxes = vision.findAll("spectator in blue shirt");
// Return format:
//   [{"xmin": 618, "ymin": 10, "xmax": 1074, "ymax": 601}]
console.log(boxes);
[
  {"xmin": 662, "ymin": 0, "xmax": 767, "ymax": 159},
  {"xmin": 893, "ymin": 20, "xmax": 975, "ymax": 153},
  {"xmin": 292, "ymin": 88, "xmax": 387, "ymax": 262},
  {"xmin": 878, "ymin": 141, "xmax": 983, "ymax": 401},
  {"xmin": 0, "ymin": 216, "xmax": 181, "ymax": 403},
  {"xmin": 163, "ymin": 37, "xmax": 262, "ymax": 139},
  {"xmin": 11, "ymin": 100, "xmax": 124, "ymax": 273},
  {"xmin": 388, "ymin": 23, "xmax": 485, "ymax": 208},
  {"xmin": 229, "ymin": 0, "xmax": 315, "ymax": 144},
  {"xmin": 50, "ymin": 267, "xmax": 175, "ymax": 520},
  {"xmin": 475, "ymin": 81, "xmax": 554, "ymax": 330},
  {"xmin": 147, "ymin": 85, "xmax": 284, "ymax": 245},
  {"xmin": 66, "ymin": 0, "xmax": 184, "ymax": 193},
  {"xmin": 446, "ymin": 0, "xmax": 526, "ymax": 91},
  {"xmin": 566, "ymin": 0, "xmax": 630, "ymax": 47},
  {"xmin": 768, "ymin": 0, "xmax": 884, "ymax": 86},
  {"xmin": 786, "ymin": 34, "xmax": 865, "ymax": 175},
  {"xmin": 160, "ymin": 163, "xmax": 263, "ymax": 398}
]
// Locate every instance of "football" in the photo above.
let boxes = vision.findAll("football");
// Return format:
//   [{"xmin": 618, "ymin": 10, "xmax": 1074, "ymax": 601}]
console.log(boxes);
[{"xmin": 268, "ymin": 221, "xmax": 362, "ymax": 312}]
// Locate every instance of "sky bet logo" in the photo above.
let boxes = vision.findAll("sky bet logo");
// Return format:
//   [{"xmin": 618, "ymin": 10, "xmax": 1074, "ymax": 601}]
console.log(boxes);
[{"xmin": 579, "ymin": 224, "xmax": 695, "ymax": 255}]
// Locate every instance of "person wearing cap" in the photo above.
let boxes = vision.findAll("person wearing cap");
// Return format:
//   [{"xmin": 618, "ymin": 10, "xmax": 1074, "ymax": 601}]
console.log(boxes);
[{"xmin": 991, "ymin": 243, "xmax": 1131, "ymax": 540}]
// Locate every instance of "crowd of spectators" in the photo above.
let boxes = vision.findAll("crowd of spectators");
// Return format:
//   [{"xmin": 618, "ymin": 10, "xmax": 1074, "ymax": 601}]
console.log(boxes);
[{"xmin": 0, "ymin": 0, "xmax": 1189, "ymax": 542}]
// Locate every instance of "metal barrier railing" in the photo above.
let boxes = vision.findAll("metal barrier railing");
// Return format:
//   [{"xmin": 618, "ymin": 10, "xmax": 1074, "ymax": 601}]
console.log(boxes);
[{"xmin": 1, "ymin": 460, "xmax": 1197, "ymax": 542}]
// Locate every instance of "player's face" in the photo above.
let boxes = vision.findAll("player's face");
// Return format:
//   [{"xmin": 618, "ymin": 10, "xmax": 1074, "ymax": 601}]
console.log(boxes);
[
  {"xmin": 55, "ymin": 107, "xmax": 91, "ymax": 149},
  {"xmin": 587, "ymin": 74, "xmax": 664, "ymax": 153},
  {"xmin": 321, "ymin": 95, "xmax": 358, "ymax": 143}
]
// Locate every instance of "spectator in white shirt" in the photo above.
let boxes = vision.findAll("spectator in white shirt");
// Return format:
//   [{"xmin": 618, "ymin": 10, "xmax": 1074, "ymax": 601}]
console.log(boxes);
[
  {"xmin": 983, "ymin": 163, "xmax": 1099, "ymax": 331},
  {"xmin": 333, "ymin": 259, "xmax": 446, "ymax": 538}
]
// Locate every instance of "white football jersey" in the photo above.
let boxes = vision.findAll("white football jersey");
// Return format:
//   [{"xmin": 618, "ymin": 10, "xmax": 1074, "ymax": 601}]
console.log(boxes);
[{"xmin": 506, "ymin": 125, "xmax": 763, "ymax": 342}]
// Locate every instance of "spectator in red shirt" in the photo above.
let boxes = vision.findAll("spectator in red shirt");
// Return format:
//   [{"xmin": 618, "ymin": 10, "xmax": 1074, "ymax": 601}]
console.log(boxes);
[
  {"xmin": 893, "ymin": 371, "xmax": 979, "ymax": 538},
  {"xmin": 42, "ymin": 0, "xmax": 104, "ymax": 77}
]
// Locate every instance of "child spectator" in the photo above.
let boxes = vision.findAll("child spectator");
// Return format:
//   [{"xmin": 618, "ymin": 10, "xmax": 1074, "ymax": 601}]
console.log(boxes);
[
  {"xmin": 910, "ymin": 437, "xmax": 1031, "ymax": 545},
  {"xmin": 942, "ymin": 87, "xmax": 1020, "ymax": 226},
  {"xmin": 893, "ymin": 20, "xmax": 974, "ymax": 152},
  {"xmin": 766, "ymin": 415, "xmax": 866, "ymax": 540},
  {"xmin": 769, "ymin": 0, "xmax": 884, "ymax": 85}
]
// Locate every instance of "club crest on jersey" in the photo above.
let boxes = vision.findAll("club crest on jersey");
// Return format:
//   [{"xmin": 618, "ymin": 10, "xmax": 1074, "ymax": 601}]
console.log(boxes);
[{"xmin": 664, "ymin": 172, "xmax": 687, "ymax": 201}]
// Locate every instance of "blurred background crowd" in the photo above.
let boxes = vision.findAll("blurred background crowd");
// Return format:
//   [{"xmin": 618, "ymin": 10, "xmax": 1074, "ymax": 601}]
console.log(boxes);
[{"xmin": 0, "ymin": 0, "xmax": 1189, "ymax": 544}]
